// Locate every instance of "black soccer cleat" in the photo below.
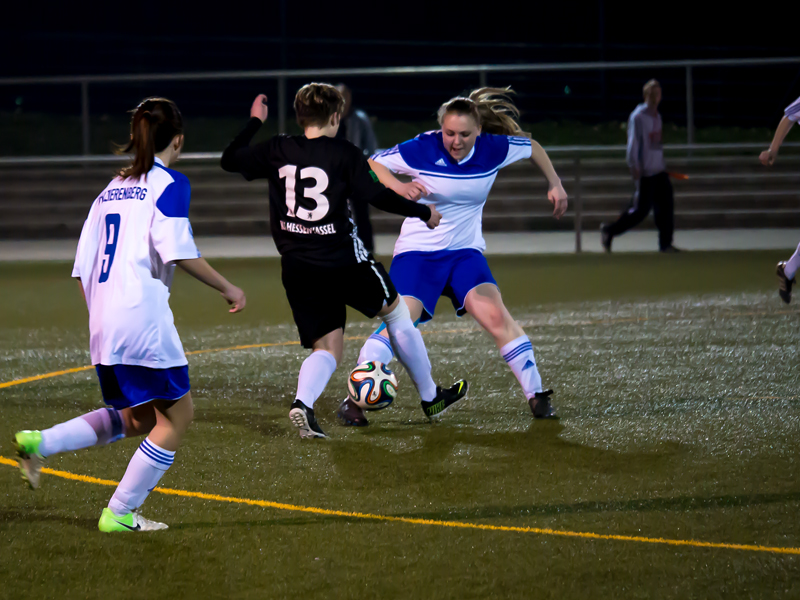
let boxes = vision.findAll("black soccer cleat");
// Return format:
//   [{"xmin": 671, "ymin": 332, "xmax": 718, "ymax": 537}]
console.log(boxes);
[
  {"xmin": 600, "ymin": 224, "xmax": 612, "ymax": 253},
  {"xmin": 777, "ymin": 261, "xmax": 794, "ymax": 304},
  {"xmin": 529, "ymin": 389, "xmax": 558, "ymax": 419},
  {"xmin": 421, "ymin": 380, "xmax": 469, "ymax": 419},
  {"xmin": 289, "ymin": 400, "xmax": 327, "ymax": 439},
  {"xmin": 336, "ymin": 398, "xmax": 369, "ymax": 427}
]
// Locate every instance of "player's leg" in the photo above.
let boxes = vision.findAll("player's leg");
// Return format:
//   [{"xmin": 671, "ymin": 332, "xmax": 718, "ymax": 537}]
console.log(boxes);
[
  {"xmin": 343, "ymin": 255, "xmax": 467, "ymax": 420},
  {"xmin": 289, "ymin": 328, "xmax": 343, "ymax": 439},
  {"xmin": 601, "ymin": 178, "xmax": 655, "ymax": 249},
  {"xmin": 356, "ymin": 251, "xmax": 442, "ymax": 367},
  {"xmin": 653, "ymin": 173, "xmax": 676, "ymax": 252},
  {"xmin": 777, "ymin": 241, "xmax": 800, "ymax": 303},
  {"xmin": 281, "ymin": 255, "xmax": 346, "ymax": 438},
  {"xmin": 101, "ymin": 391, "xmax": 193, "ymax": 532},
  {"xmin": 13, "ymin": 365, "xmax": 156, "ymax": 489},
  {"xmin": 357, "ymin": 296, "xmax": 424, "ymax": 366},
  {"xmin": 463, "ymin": 283, "xmax": 556, "ymax": 419}
]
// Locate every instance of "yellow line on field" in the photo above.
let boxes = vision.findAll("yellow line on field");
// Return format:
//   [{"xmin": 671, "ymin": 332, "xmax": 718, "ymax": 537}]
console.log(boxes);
[
  {"xmin": 0, "ymin": 366, "xmax": 95, "ymax": 389},
  {"xmin": 0, "ymin": 330, "xmax": 472, "ymax": 390},
  {"xmin": 0, "ymin": 456, "xmax": 797, "ymax": 556}
]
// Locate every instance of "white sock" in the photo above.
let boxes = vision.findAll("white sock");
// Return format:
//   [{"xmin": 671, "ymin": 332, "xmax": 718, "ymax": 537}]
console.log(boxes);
[
  {"xmin": 500, "ymin": 335, "xmax": 543, "ymax": 399},
  {"xmin": 38, "ymin": 407, "xmax": 125, "ymax": 457},
  {"xmin": 108, "ymin": 438, "xmax": 174, "ymax": 516},
  {"xmin": 382, "ymin": 301, "xmax": 437, "ymax": 403},
  {"xmin": 358, "ymin": 333, "xmax": 395, "ymax": 366},
  {"xmin": 295, "ymin": 350, "xmax": 338, "ymax": 409},
  {"xmin": 785, "ymin": 243, "xmax": 800, "ymax": 280}
]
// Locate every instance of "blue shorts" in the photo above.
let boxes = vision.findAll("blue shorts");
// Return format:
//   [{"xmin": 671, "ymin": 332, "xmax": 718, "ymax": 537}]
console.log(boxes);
[
  {"xmin": 95, "ymin": 364, "xmax": 190, "ymax": 410},
  {"xmin": 389, "ymin": 249, "xmax": 497, "ymax": 323}
]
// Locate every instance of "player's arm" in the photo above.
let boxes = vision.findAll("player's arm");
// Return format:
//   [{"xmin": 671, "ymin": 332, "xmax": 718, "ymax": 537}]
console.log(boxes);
[
  {"xmin": 77, "ymin": 279, "xmax": 86, "ymax": 304},
  {"xmin": 175, "ymin": 258, "xmax": 246, "ymax": 313},
  {"xmin": 761, "ymin": 117, "xmax": 796, "ymax": 166},
  {"xmin": 354, "ymin": 152, "xmax": 440, "ymax": 228},
  {"xmin": 528, "ymin": 140, "xmax": 568, "ymax": 219},
  {"xmin": 368, "ymin": 159, "xmax": 428, "ymax": 201},
  {"xmin": 368, "ymin": 187, "xmax": 441, "ymax": 229},
  {"xmin": 220, "ymin": 95, "xmax": 272, "ymax": 180}
]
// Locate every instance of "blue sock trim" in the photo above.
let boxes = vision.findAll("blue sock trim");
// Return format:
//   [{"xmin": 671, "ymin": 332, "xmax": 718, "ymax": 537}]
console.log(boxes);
[
  {"xmin": 139, "ymin": 439, "xmax": 174, "ymax": 467},
  {"xmin": 368, "ymin": 333, "xmax": 394, "ymax": 352},
  {"xmin": 106, "ymin": 407, "xmax": 125, "ymax": 441},
  {"xmin": 503, "ymin": 341, "xmax": 533, "ymax": 363}
]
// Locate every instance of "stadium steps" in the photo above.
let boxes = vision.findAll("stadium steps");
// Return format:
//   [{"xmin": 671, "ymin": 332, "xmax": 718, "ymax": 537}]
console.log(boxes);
[{"xmin": 1, "ymin": 154, "xmax": 799, "ymax": 238}]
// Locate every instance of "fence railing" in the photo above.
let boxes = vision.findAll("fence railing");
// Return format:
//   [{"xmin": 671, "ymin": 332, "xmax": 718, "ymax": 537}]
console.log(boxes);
[
  {"xmin": 2, "ymin": 57, "xmax": 800, "ymax": 155},
  {"xmin": 2, "ymin": 142, "xmax": 797, "ymax": 252}
]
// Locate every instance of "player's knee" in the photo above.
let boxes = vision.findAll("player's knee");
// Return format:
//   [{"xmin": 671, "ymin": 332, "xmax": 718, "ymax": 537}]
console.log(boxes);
[{"xmin": 381, "ymin": 297, "xmax": 411, "ymax": 326}]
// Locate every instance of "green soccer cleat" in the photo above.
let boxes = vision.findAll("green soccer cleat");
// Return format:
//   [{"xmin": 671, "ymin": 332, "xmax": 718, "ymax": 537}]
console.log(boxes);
[
  {"xmin": 98, "ymin": 508, "xmax": 168, "ymax": 532},
  {"xmin": 13, "ymin": 430, "xmax": 44, "ymax": 489}
]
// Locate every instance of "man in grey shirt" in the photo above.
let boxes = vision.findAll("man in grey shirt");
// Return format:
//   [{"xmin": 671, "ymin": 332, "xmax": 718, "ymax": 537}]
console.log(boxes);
[
  {"xmin": 336, "ymin": 84, "xmax": 379, "ymax": 251},
  {"xmin": 601, "ymin": 80, "xmax": 678, "ymax": 253}
]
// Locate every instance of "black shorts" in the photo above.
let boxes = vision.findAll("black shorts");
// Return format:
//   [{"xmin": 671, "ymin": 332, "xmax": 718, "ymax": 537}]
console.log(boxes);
[{"xmin": 281, "ymin": 254, "xmax": 398, "ymax": 348}]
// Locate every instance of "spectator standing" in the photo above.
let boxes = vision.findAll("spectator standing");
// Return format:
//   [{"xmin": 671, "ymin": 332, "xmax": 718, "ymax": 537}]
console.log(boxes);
[
  {"xmin": 601, "ymin": 80, "xmax": 679, "ymax": 253},
  {"xmin": 336, "ymin": 84, "xmax": 379, "ymax": 251}
]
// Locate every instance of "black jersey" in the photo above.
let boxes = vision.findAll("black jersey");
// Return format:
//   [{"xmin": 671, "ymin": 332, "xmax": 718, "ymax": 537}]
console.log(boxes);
[{"xmin": 221, "ymin": 118, "xmax": 430, "ymax": 267}]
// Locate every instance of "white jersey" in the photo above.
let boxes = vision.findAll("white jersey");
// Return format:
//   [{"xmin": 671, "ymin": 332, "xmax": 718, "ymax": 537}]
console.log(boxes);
[
  {"xmin": 372, "ymin": 131, "xmax": 532, "ymax": 255},
  {"xmin": 785, "ymin": 96, "xmax": 800, "ymax": 122},
  {"xmin": 72, "ymin": 158, "xmax": 200, "ymax": 368}
]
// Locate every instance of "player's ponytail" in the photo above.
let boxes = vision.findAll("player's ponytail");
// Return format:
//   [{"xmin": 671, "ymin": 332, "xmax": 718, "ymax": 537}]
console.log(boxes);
[
  {"xmin": 437, "ymin": 87, "xmax": 530, "ymax": 138},
  {"xmin": 116, "ymin": 97, "xmax": 184, "ymax": 179}
]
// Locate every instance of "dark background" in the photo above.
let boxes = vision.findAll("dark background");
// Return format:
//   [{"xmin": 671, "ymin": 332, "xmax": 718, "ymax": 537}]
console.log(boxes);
[{"xmin": 2, "ymin": 1, "xmax": 799, "ymax": 128}]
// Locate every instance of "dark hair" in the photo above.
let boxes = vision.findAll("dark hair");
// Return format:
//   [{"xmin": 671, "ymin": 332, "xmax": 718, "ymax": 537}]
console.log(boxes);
[
  {"xmin": 293, "ymin": 83, "xmax": 344, "ymax": 129},
  {"xmin": 115, "ymin": 97, "xmax": 183, "ymax": 179},
  {"xmin": 437, "ymin": 87, "xmax": 530, "ymax": 138}
]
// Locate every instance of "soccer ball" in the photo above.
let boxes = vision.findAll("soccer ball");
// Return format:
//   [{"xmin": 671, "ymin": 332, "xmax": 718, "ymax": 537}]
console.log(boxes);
[{"xmin": 347, "ymin": 361, "xmax": 398, "ymax": 411}]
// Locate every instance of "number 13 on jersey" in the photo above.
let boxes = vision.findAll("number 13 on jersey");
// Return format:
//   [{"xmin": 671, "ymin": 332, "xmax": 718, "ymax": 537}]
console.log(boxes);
[{"xmin": 278, "ymin": 165, "xmax": 330, "ymax": 222}]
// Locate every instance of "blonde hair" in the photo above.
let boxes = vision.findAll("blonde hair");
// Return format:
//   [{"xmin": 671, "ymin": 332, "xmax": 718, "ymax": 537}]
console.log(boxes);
[
  {"xmin": 293, "ymin": 83, "xmax": 345, "ymax": 128},
  {"xmin": 437, "ymin": 86, "xmax": 530, "ymax": 138}
]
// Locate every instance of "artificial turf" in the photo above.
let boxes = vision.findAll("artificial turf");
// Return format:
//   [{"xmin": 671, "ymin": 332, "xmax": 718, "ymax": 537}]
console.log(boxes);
[{"xmin": 1, "ymin": 251, "xmax": 799, "ymax": 599}]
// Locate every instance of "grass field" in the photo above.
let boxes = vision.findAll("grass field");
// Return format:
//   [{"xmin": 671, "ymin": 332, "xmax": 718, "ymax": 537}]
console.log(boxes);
[{"xmin": 1, "ymin": 251, "xmax": 799, "ymax": 599}]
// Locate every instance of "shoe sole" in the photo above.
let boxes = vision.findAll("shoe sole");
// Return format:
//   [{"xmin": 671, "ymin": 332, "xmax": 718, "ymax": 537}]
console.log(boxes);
[
  {"xmin": 289, "ymin": 408, "xmax": 326, "ymax": 439},
  {"xmin": 13, "ymin": 438, "xmax": 40, "ymax": 490}
]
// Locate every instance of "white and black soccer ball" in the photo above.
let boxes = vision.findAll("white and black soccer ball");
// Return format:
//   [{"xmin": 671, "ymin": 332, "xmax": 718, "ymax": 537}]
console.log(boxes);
[{"xmin": 347, "ymin": 361, "xmax": 398, "ymax": 411}]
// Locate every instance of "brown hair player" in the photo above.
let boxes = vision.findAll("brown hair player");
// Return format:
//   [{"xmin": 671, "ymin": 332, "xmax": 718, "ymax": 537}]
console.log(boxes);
[
  {"xmin": 14, "ymin": 98, "xmax": 246, "ymax": 532},
  {"xmin": 760, "ymin": 95, "xmax": 800, "ymax": 303},
  {"xmin": 221, "ymin": 83, "xmax": 468, "ymax": 438}
]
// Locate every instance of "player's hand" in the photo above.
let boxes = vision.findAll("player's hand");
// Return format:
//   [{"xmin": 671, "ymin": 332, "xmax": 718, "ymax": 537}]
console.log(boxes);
[
  {"xmin": 222, "ymin": 284, "xmax": 246, "ymax": 313},
  {"xmin": 396, "ymin": 181, "xmax": 428, "ymax": 201},
  {"xmin": 426, "ymin": 205, "xmax": 442, "ymax": 229},
  {"xmin": 251, "ymin": 95, "xmax": 268, "ymax": 122},
  {"xmin": 631, "ymin": 167, "xmax": 641, "ymax": 181},
  {"xmin": 548, "ymin": 182, "xmax": 568, "ymax": 219},
  {"xmin": 759, "ymin": 149, "xmax": 776, "ymax": 166}
]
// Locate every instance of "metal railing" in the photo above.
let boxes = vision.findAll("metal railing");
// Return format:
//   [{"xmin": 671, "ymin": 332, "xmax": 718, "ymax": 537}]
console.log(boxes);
[
  {"xmin": 2, "ymin": 142, "xmax": 798, "ymax": 252},
  {"xmin": 2, "ymin": 57, "xmax": 800, "ymax": 155}
]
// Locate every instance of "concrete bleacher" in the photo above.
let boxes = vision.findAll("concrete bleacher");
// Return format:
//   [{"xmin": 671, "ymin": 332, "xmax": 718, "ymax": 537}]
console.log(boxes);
[{"xmin": 1, "ymin": 152, "xmax": 799, "ymax": 239}]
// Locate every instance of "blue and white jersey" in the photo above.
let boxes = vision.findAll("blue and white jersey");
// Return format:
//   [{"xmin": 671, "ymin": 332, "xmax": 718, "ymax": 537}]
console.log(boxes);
[
  {"xmin": 72, "ymin": 158, "xmax": 200, "ymax": 368},
  {"xmin": 372, "ymin": 131, "xmax": 532, "ymax": 255},
  {"xmin": 785, "ymin": 96, "xmax": 800, "ymax": 123}
]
